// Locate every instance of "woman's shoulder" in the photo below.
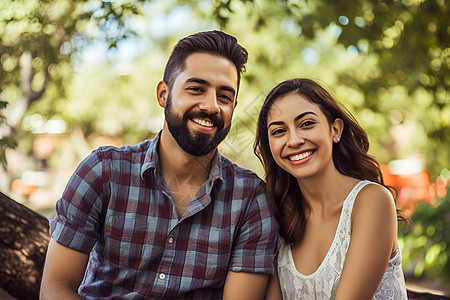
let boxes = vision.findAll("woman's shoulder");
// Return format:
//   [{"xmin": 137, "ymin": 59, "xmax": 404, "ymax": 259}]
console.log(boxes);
[
  {"xmin": 358, "ymin": 180, "xmax": 394, "ymax": 202},
  {"xmin": 352, "ymin": 181, "xmax": 397, "ymax": 222}
]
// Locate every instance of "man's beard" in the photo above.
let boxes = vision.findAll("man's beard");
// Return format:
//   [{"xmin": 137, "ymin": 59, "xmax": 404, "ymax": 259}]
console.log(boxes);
[{"xmin": 164, "ymin": 94, "xmax": 231, "ymax": 156}]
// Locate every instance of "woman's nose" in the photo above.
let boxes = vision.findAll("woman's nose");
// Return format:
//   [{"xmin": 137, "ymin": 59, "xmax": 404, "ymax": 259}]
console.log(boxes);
[{"xmin": 286, "ymin": 130, "xmax": 305, "ymax": 147}]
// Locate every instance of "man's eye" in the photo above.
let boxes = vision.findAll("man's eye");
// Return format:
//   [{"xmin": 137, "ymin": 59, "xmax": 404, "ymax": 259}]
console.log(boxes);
[
  {"xmin": 219, "ymin": 94, "xmax": 233, "ymax": 102},
  {"xmin": 188, "ymin": 87, "xmax": 203, "ymax": 92}
]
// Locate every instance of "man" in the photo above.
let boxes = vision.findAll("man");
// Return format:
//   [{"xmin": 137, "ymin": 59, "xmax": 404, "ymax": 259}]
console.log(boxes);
[{"xmin": 40, "ymin": 30, "xmax": 277, "ymax": 299}]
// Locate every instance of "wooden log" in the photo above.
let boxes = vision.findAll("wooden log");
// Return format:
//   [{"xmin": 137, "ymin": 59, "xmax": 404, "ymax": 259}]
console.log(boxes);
[
  {"xmin": 0, "ymin": 192, "xmax": 50, "ymax": 300},
  {"xmin": 408, "ymin": 290, "xmax": 450, "ymax": 300}
]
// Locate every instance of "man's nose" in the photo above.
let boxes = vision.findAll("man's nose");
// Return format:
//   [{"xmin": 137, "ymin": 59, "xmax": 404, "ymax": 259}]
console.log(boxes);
[{"xmin": 198, "ymin": 92, "xmax": 220, "ymax": 114}]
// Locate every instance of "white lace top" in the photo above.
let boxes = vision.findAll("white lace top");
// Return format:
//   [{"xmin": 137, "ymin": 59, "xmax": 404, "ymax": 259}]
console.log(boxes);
[{"xmin": 277, "ymin": 180, "xmax": 408, "ymax": 300}]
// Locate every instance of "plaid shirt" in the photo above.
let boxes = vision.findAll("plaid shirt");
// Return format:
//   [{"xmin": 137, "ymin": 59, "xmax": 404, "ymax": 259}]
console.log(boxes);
[{"xmin": 49, "ymin": 131, "xmax": 277, "ymax": 299}]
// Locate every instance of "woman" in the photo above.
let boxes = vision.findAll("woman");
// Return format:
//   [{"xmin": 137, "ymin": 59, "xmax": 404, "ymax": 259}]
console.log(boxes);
[{"xmin": 254, "ymin": 78, "xmax": 408, "ymax": 299}]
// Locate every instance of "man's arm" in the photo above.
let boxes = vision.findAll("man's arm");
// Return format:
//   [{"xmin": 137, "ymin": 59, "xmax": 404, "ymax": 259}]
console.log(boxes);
[
  {"xmin": 40, "ymin": 238, "xmax": 89, "ymax": 300},
  {"xmin": 223, "ymin": 271, "xmax": 269, "ymax": 300},
  {"xmin": 264, "ymin": 262, "xmax": 282, "ymax": 300},
  {"xmin": 222, "ymin": 181, "xmax": 277, "ymax": 300}
]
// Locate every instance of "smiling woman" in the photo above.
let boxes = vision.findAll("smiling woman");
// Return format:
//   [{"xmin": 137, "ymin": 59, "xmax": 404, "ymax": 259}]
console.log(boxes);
[{"xmin": 255, "ymin": 78, "xmax": 409, "ymax": 300}]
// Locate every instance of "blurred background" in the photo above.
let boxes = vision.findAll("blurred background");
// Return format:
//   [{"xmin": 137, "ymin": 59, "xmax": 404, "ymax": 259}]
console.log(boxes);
[{"xmin": 0, "ymin": 0, "xmax": 449, "ymax": 295}]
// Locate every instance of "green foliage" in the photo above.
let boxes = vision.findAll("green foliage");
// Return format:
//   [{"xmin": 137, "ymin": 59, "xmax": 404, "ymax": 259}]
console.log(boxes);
[
  {"xmin": 0, "ymin": 0, "xmax": 143, "ymax": 129},
  {"xmin": 0, "ymin": 0, "xmax": 146, "ymax": 170},
  {"xmin": 312, "ymin": 0, "xmax": 450, "ymax": 169},
  {"xmin": 0, "ymin": 93, "xmax": 17, "ymax": 166},
  {"xmin": 57, "ymin": 53, "xmax": 164, "ymax": 144},
  {"xmin": 399, "ymin": 177, "xmax": 450, "ymax": 282}
]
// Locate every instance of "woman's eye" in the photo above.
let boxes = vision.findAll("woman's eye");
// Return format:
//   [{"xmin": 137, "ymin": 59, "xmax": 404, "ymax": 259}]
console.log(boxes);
[
  {"xmin": 271, "ymin": 129, "xmax": 285, "ymax": 136},
  {"xmin": 300, "ymin": 121, "xmax": 315, "ymax": 127}
]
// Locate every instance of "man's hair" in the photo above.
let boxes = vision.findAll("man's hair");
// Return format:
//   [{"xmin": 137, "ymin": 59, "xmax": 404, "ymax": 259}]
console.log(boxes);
[{"xmin": 163, "ymin": 30, "xmax": 248, "ymax": 93}]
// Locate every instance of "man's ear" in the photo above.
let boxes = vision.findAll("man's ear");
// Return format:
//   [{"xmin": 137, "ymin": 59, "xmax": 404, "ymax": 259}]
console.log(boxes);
[{"xmin": 156, "ymin": 80, "xmax": 168, "ymax": 108}]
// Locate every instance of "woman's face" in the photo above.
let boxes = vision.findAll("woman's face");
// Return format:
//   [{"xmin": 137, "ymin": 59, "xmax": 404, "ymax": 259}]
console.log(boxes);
[{"xmin": 266, "ymin": 92, "xmax": 341, "ymax": 180}]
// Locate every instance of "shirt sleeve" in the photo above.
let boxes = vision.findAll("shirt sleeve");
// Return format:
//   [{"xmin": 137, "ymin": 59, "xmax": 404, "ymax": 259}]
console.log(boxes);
[
  {"xmin": 228, "ymin": 182, "xmax": 278, "ymax": 274},
  {"xmin": 49, "ymin": 149, "xmax": 107, "ymax": 253}
]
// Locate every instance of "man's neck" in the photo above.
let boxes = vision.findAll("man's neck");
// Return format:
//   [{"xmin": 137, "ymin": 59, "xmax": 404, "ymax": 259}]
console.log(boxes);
[{"xmin": 158, "ymin": 128, "xmax": 215, "ymax": 218}]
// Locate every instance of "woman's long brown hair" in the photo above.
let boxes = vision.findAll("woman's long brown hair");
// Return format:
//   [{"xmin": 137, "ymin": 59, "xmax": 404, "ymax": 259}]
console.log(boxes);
[{"xmin": 254, "ymin": 78, "xmax": 406, "ymax": 246}]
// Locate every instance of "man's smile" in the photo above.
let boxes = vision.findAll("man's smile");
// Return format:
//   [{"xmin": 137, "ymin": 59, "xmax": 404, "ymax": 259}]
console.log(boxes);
[{"xmin": 192, "ymin": 118, "xmax": 214, "ymax": 127}]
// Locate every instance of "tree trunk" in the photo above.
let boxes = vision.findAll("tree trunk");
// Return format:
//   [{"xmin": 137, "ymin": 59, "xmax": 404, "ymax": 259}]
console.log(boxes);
[{"xmin": 0, "ymin": 192, "xmax": 50, "ymax": 300}]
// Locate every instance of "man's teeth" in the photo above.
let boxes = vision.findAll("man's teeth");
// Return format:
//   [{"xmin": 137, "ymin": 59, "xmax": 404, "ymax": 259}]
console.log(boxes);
[
  {"xmin": 193, "ymin": 118, "xmax": 214, "ymax": 127},
  {"xmin": 289, "ymin": 151, "xmax": 313, "ymax": 161}
]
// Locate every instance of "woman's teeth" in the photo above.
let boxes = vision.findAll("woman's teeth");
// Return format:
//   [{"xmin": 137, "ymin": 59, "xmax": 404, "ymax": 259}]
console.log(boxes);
[{"xmin": 289, "ymin": 151, "xmax": 313, "ymax": 161}]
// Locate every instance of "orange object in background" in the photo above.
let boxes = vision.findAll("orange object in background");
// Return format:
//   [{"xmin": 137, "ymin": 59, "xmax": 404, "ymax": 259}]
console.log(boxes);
[
  {"xmin": 435, "ymin": 176, "xmax": 448, "ymax": 198},
  {"xmin": 11, "ymin": 178, "xmax": 37, "ymax": 196},
  {"xmin": 33, "ymin": 134, "xmax": 59, "ymax": 160},
  {"xmin": 380, "ymin": 160, "xmax": 445, "ymax": 217}
]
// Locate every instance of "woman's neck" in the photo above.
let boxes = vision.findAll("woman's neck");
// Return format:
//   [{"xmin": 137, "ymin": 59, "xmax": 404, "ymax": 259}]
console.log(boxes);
[{"xmin": 297, "ymin": 169, "xmax": 359, "ymax": 217}]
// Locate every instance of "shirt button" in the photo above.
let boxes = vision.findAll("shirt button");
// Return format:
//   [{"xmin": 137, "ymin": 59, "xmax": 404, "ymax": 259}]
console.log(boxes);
[
  {"xmin": 168, "ymin": 237, "xmax": 174, "ymax": 244},
  {"xmin": 159, "ymin": 273, "xmax": 166, "ymax": 280}
]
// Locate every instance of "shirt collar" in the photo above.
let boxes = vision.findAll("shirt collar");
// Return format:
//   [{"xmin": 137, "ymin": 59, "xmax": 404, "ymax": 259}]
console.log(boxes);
[{"xmin": 141, "ymin": 130, "xmax": 224, "ymax": 184}]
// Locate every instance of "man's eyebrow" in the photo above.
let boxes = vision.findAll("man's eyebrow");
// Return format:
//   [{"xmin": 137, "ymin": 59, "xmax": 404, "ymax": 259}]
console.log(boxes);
[
  {"xmin": 219, "ymin": 85, "xmax": 236, "ymax": 97},
  {"xmin": 185, "ymin": 77, "xmax": 210, "ymax": 86},
  {"xmin": 267, "ymin": 111, "xmax": 317, "ymax": 128},
  {"xmin": 185, "ymin": 77, "xmax": 236, "ymax": 97}
]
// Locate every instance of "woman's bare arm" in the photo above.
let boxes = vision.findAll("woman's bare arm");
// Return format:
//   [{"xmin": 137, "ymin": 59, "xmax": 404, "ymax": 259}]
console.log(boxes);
[{"xmin": 335, "ymin": 184, "xmax": 397, "ymax": 300}]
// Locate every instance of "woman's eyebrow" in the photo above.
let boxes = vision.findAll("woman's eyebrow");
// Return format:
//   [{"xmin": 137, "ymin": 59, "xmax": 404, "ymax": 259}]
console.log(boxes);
[{"xmin": 268, "ymin": 111, "xmax": 317, "ymax": 128}]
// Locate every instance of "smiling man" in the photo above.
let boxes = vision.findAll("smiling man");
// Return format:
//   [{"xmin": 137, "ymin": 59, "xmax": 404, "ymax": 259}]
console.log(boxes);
[{"xmin": 40, "ymin": 31, "xmax": 277, "ymax": 300}]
